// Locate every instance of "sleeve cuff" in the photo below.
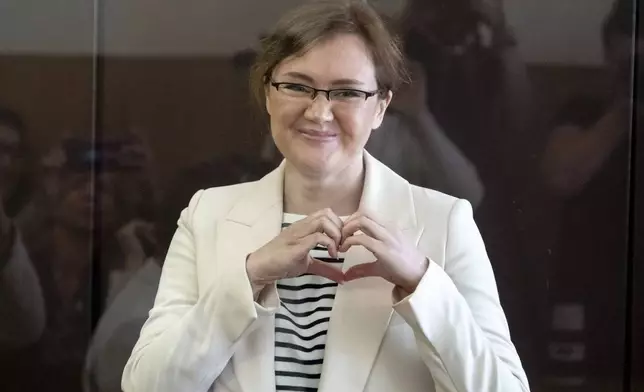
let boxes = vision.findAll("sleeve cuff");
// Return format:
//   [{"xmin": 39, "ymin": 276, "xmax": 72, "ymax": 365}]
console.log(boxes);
[
  {"xmin": 254, "ymin": 283, "xmax": 279, "ymax": 316},
  {"xmin": 392, "ymin": 259, "xmax": 465, "ymax": 341},
  {"xmin": 392, "ymin": 258, "xmax": 436, "ymax": 307}
]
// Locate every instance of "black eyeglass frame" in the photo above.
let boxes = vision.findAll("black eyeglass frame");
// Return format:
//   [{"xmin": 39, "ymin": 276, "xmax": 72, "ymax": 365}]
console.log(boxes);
[{"xmin": 269, "ymin": 80, "xmax": 384, "ymax": 101}]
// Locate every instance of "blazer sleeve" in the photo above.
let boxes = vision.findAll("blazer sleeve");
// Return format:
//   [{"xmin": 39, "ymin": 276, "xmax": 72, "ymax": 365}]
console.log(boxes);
[
  {"xmin": 121, "ymin": 190, "xmax": 279, "ymax": 392},
  {"xmin": 393, "ymin": 199, "xmax": 530, "ymax": 392}
]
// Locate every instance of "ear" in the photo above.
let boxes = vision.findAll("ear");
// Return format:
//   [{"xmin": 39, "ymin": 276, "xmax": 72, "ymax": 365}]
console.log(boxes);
[
  {"xmin": 264, "ymin": 84, "xmax": 273, "ymax": 116},
  {"xmin": 371, "ymin": 90, "xmax": 393, "ymax": 130}
]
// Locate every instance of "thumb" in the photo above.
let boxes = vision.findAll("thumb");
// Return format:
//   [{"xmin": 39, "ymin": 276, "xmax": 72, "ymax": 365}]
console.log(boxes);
[
  {"xmin": 344, "ymin": 262, "xmax": 380, "ymax": 282},
  {"xmin": 307, "ymin": 257, "xmax": 345, "ymax": 284}
]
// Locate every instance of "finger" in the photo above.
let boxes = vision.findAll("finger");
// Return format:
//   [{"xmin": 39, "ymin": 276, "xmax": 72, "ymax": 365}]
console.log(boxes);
[
  {"xmin": 316, "ymin": 207, "xmax": 344, "ymax": 231},
  {"xmin": 300, "ymin": 232, "xmax": 338, "ymax": 258},
  {"xmin": 342, "ymin": 215, "xmax": 390, "ymax": 244},
  {"xmin": 338, "ymin": 233, "xmax": 383, "ymax": 255},
  {"xmin": 313, "ymin": 216, "xmax": 342, "ymax": 249},
  {"xmin": 309, "ymin": 219, "xmax": 341, "ymax": 258},
  {"xmin": 307, "ymin": 258, "xmax": 345, "ymax": 283},
  {"xmin": 292, "ymin": 211, "xmax": 342, "ymax": 246},
  {"xmin": 344, "ymin": 262, "xmax": 380, "ymax": 282}
]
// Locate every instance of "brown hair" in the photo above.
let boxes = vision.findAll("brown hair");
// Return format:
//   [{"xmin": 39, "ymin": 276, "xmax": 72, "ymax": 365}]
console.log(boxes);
[{"xmin": 250, "ymin": 0, "xmax": 408, "ymax": 107}]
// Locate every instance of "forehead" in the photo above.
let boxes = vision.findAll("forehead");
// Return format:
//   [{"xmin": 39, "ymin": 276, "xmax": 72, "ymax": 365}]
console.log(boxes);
[
  {"xmin": 0, "ymin": 124, "xmax": 20, "ymax": 145},
  {"xmin": 273, "ymin": 33, "xmax": 377, "ymax": 85}
]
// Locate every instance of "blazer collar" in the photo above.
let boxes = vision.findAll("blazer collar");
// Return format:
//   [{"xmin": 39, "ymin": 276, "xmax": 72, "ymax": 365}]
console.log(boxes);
[
  {"xmin": 359, "ymin": 150, "xmax": 417, "ymax": 229},
  {"xmin": 226, "ymin": 151, "xmax": 417, "ymax": 230}
]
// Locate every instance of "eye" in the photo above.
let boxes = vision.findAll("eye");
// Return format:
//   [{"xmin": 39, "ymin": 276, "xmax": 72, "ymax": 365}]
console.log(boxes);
[
  {"xmin": 332, "ymin": 89, "xmax": 365, "ymax": 99},
  {"xmin": 282, "ymin": 83, "xmax": 311, "ymax": 93}
]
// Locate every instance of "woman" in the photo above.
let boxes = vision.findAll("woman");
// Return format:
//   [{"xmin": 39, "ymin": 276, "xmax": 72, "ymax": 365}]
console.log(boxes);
[{"xmin": 122, "ymin": 1, "xmax": 529, "ymax": 391}]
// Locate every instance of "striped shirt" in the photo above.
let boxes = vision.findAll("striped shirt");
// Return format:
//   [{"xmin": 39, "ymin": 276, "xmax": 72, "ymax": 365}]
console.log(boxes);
[{"xmin": 275, "ymin": 213, "xmax": 345, "ymax": 392}]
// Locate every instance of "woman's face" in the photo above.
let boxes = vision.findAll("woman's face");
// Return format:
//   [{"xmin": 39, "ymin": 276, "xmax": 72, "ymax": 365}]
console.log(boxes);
[{"xmin": 265, "ymin": 33, "xmax": 391, "ymax": 177}]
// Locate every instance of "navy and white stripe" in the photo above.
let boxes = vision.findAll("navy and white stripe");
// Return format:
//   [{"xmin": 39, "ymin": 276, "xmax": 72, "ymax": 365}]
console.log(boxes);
[{"xmin": 275, "ymin": 213, "xmax": 345, "ymax": 392}]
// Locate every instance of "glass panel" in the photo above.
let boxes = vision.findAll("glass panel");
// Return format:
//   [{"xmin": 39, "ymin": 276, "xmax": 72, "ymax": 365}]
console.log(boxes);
[
  {"xmin": 0, "ymin": 0, "xmax": 97, "ymax": 391},
  {"xmin": 1, "ymin": 0, "xmax": 637, "ymax": 390},
  {"xmin": 86, "ymin": 2, "xmax": 283, "ymax": 390}
]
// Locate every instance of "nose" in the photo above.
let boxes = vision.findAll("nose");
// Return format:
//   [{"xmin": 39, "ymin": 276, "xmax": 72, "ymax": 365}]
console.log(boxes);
[{"xmin": 303, "ymin": 93, "xmax": 334, "ymax": 124}]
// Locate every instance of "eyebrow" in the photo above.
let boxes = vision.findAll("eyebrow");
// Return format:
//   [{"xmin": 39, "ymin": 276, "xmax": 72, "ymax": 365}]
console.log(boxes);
[{"xmin": 281, "ymin": 72, "xmax": 367, "ymax": 87}]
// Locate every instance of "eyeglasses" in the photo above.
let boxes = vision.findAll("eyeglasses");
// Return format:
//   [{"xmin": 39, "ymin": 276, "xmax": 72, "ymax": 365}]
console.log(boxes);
[{"xmin": 270, "ymin": 80, "xmax": 382, "ymax": 104}]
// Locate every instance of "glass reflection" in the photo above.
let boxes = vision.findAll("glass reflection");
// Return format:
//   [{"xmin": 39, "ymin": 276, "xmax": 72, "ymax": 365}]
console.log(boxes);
[
  {"xmin": 0, "ymin": 107, "xmax": 45, "ymax": 350},
  {"xmin": 539, "ymin": 0, "xmax": 635, "ymax": 390}
]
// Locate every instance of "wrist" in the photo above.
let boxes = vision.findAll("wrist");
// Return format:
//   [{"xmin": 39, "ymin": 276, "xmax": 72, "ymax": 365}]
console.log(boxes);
[
  {"xmin": 399, "ymin": 257, "xmax": 429, "ymax": 294},
  {"xmin": 246, "ymin": 253, "xmax": 268, "ymax": 298}
]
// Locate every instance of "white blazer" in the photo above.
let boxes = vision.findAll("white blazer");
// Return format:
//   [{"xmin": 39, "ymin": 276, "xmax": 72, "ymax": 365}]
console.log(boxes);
[{"xmin": 122, "ymin": 152, "xmax": 530, "ymax": 392}]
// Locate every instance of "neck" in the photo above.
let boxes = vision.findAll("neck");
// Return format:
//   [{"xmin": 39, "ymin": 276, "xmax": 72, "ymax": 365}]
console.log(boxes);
[{"xmin": 283, "ymin": 155, "xmax": 365, "ymax": 216}]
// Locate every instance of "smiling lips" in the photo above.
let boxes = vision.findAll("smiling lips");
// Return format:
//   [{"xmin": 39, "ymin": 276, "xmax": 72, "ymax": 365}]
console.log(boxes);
[{"xmin": 298, "ymin": 128, "xmax": 338, "ymax": 142}]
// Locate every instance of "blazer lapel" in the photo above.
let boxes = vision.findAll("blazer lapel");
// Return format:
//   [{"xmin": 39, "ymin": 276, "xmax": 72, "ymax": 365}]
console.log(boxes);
[
  {"xmin": 218, "ymin": 164, "xmax": 285, "ymax": 392},
  {"xmin": 318, "ymin": 152, "xmax": 420, "ymax": 392}
]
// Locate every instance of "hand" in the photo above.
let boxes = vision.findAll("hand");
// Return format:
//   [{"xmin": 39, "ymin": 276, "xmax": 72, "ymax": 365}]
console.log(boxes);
[
  {"xmin": 246, "ymin": 208, "xmax": 346, "ymax": 289},
  {"xmin": 339, "ymin": 212, "xmax": 428, "ymax": 293},
  {"xmin": 389, "ymin": 61, "xmax": 428, "ymax": 119},
  {"xmin": 116, "ymin": 219, "xmax": 157, "ymax": 271}
]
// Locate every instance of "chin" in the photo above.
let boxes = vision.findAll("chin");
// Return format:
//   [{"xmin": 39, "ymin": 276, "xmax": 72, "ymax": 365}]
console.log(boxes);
[
  {"xmin": 289, "ymin": 153, "xmax": 335, "ymax": 176},
  {"xmin": 279, "ymin": 141, "xmax": 331, "ymax": 167}
]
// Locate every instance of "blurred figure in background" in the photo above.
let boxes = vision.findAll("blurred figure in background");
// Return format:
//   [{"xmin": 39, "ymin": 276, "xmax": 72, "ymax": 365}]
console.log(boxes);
[
  {"xmin": 401, "ymin": 0, "xmax": 532, "ymax": 164},
  {"xmin": 0, "ymin": 106, "xmax": 45, "ymax": 348},
  {"xmin": 83, "ymin": 155, "xmax": 270, "ymax": 392},
  {"xmin": 2, "ymin": 130, "xmax": 160, "ymax": 391},
  {"xmin": 399, "ymin": 0, "xmax": 533, "ymax": 229},
  {"xmin": 399, "ymin": 0, "xmax": 538, "ymax": 372},
  {"xmin": 103, "ymin": 130, "xmax": 162, "ymax": 301},
  {"xmin": 367, "ymin": 59, "xmax": 484, "ymax": 208},
  {"xmin": 540, "ymin": 0, "xmax": 639, "ymax": 389}
]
